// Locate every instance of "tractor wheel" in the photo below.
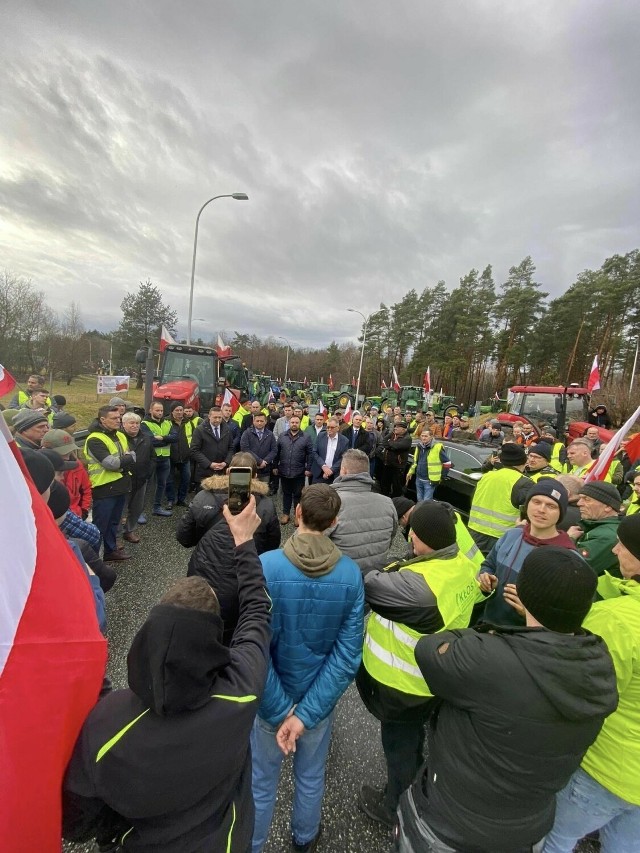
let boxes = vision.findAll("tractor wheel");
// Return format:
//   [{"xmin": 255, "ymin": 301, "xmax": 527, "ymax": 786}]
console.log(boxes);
[
  {"xmin": 444, "ymin": 403, "xmax": 462, "ymax": 419},
  {"xmin": 338, "ymin": 392, "xmax": 353, "ymax": 409}
]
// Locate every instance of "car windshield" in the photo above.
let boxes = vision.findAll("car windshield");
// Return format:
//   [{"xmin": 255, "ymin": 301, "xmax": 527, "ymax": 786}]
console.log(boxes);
[
  {"xmin": 160, "ymin": 351, "xmax": 215, "ymax": 387},
  {"xmin": 445, "ymin": 444, "xmax": 493, "ymax": 473}
]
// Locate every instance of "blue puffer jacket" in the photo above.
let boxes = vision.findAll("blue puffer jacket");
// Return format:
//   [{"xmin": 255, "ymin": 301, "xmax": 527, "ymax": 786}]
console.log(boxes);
[{"xmin": 258, "ymin": 545, "xmax": 364, "ymax": 729}]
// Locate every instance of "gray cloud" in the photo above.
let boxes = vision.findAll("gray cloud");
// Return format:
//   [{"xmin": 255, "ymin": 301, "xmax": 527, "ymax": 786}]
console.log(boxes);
[{"xmin": 0, "ymin": 0, "xmax": 638, "ymax": 349}]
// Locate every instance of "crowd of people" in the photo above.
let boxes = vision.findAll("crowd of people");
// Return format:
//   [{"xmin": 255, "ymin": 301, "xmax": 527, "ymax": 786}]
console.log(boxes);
[{"xmin": 3, "ymin": 375, "xmax": 640, "ymax": 853}]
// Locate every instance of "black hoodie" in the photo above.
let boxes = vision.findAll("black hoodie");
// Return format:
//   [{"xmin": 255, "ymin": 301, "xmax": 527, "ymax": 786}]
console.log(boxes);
[
  {"xmin": 410, "ymin": 625, "xmax": 618, "ymax": 853},
  {"xmin": 62, "ymin": 541, "xmax": 271, "ymax": 852}
]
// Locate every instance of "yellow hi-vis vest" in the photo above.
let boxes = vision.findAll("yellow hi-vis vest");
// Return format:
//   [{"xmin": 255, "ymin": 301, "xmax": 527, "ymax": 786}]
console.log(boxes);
[
  {"xmin": 549, "ymin": 442, "xmax": 565, "ymax": 473},
  {"xmin": 18, "ymin": 390, "xmax": 52, "ymax": 408},
  {"xmin": 144, "ymin": 417, "xmax": 172, "ymax": 457},
  {"xmin": 529, "ymin": 469, "xmax": 558, "ymax": 483},
  {"xmin": 454, "ymin": 512, "xmax": 483, "ymax": 569},
  {"xmin": 570, "ymin": 464, "xmax": 613, "ymax": 483},
  {"xmin": 468, "ymin": 467, "xmax": 522, "ymax": 539},
  {"xmin": 362, "ymin": 552, "xmax": 483, "ymax": 698},
  {"xmin": 626, "ymin": 495, "xmax": 640, "ymax": 516},
  {"xmin": 84, "ymin": 430, "xmax": 128, "ymax": 489},
  {"xmin": 184, "ymin": 416, "xmax": 202, "ymax": 447},
  {"xmin": 408, "ymin": 442, "xmax": 444, "ymax": 483},
  {"xmin": 233, "ymin": 405, "xmax": 250, "ymax": 428}
]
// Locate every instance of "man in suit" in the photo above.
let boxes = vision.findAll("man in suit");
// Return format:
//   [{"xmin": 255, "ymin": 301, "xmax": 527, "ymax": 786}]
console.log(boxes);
[
  {"xmin": 311, "ymin": 418, "xmax": 349, "ymax": 484},
  {"xmin": 305, "ymin": 412, "xmax": 327, "ymax": 450},
  {"xmin": 343, "ymin": 412, "xmax": 375, "ymax": 454},
  {"xmin": 190, "ymin": 406, "xmax": 235, "ymax": 486},
  {"xmin": 240, "ymin": 412, "xmax": 278, "ymax": 483}
]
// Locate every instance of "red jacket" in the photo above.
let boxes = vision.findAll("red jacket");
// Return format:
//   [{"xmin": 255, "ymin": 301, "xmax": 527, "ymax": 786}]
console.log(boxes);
[{"xmin": 63, "ymin": 464, "xmax": 92, "ymax": 517}]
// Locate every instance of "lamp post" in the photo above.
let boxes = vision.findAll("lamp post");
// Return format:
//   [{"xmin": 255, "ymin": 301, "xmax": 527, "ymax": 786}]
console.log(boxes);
[
  {"xmin": 347, "ymin": 308, "xmax": 371, "ymax": 411},
  {"xmin": 187, "ymin": 192, "xmax": 249, "ymax": 345},
  {"xmin": 278, "ymin": 336, "xmax": 290, "ymax": 385}
]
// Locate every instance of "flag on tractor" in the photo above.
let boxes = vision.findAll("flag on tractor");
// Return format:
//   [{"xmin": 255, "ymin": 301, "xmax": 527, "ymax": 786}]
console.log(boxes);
[
  {"xmin": 159, "ymin": 325, "xmax": 176, "ymax": 352},
  {"xmin": 587, "ymin": 355, "xmax": 601, "ymax": 392}
]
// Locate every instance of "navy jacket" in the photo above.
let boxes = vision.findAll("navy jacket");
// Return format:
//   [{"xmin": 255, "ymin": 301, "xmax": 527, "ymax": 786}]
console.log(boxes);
[
  {"xmin": 275, "ymin": 430, "xmax": 311, "ymax": 479},
  {"xmin": 240, "ymin": 428, "xmax": 278, "ymax": 470},
  {"xmin": 311, "ymin": 432, "xmax": 349, "ymax": 482}
]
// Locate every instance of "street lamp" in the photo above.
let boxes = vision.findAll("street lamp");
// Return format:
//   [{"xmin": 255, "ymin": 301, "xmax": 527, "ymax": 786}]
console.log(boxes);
[
  {"xmin": 278, "ymin": 336, "xmax": 290, "ymax": 385},
  {"xmin": 347, "ymin": 308, "xmax": 371, "ymax": 410},
  {"xmin": 187, "ymin": 192, "xmax": 249, "ymax": 345}
]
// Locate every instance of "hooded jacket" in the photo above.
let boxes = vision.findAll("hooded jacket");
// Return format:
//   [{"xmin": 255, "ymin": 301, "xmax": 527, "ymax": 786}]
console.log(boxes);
[
  {"xmin": 575, "ymin": 516, "xmax": 622, "ymax": 577},
  {"xmin": 62, "ymin": 541, "xmax": 271, "ymax": 853},
  {"xmin": 411, "ymin": 625, "xmax": 617, "ymax": 853},
  {"xmin": 176, "ymin": 476, "xmax": 280, "ymax": 645}
]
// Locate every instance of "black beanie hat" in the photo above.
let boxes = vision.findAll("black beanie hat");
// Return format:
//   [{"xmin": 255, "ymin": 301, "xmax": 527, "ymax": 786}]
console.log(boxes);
[
  {"xmin": 528, "ymin": 442, "xmax": 551, "ymax": 462},
  {"xmin": 410, "ymin": 501, "xmax": 456, "ymax": 551},
  {"xmin": 525, "ymin": 479, "xmax": 569, "ymax": 522},
  {"xmin": 392, "ymin": 496, "xmax": 415, "ymax": 520},
  {"xmin": 617, "ymin": 515, "xmax": 640, "ymax": 561},
  {"xmin": 517, "ymin": 548, "xmax": 596, "ymax": 633},
  {"xmin": 47, "ymin": 480, "xmax": 71, "ymax": 520},
  {"xmin": 579, "ymin": 481, "xmax": 622, "ymax": 512},
  {"xmin": 170, "ymin": 401, "xmax": 184, "ymax": 412},
  {"xmin": 20, "ymin": 449, "xmax": 56, "ymax": 495},
  {"xmin": 500, "ymin": 443, "xmax": 527, "ymax": 466}
]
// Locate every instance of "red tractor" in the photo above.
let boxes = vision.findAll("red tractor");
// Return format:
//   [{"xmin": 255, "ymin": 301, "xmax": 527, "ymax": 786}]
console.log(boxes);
[{"xmin": 152, "ymin": 344, "xmax": 249, "ymax": 414}]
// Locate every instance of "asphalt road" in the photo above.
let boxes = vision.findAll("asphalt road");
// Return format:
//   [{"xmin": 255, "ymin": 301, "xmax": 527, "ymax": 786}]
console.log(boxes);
[{"xmin": 65, "ymin": 491, "xmax": 599, "ymax": 853}]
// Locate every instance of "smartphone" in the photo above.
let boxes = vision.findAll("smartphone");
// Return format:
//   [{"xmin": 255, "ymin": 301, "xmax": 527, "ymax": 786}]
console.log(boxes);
[{"xmin": 228, "ymin": 467, "xmax": 253, "ymax": 515}]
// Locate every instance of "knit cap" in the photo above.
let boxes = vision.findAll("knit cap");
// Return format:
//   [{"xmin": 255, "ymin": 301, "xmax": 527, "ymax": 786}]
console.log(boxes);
[
  {"xmin": 13, "ymin": 409, "xmax": 48, "ymax": 432},
  {"xmin": 40, "ymin": 448, "xmax": 78, "ymax": 472},
  {"xmin": 579, "ymin": 481, "xmax": 622, "ymax": 512},
  {"xmin": 500, "ymin": 443, "xmax": 527, "ymax": 466},
  {"xmin": 517, "ymin": 548, "xmax": 597, "ymax": 633},
  {"xmin": 409, "ymin": 501, "xmax": 456, "ymax": 551},
  {"xmin": 528, "ymin": 443, "xmax": 551, "ymax": 462},
  {"xmin": 170, "ymin": 401, "xmax": 185, "ymax": 412},
  {"xmin": 52, "ymin": 411, "xmax": 77, "ymax": 429},
  {"xmin": 47, "ymin": 480, "xmax": 71, "ymax": 520},
  {"xmin": 109, "ymin": 396, "xmax": 127, "ymax": 407},
  {"xmin": 617, "ymin": 515, "xmax": 640, "ymax": 561},
  {"xmin": 20, "ymin": 449, "xmax": 56, "ymax": 495},
  {"xmin": 41, "ymin": 429, "xmax": 77, "ymax": 455},
  {"xmin": 392, "ymin": 496, "xmax": 415, "ymax": 520},
  {"xmin": 525, "ymin": 479, "xmax": 568, "ymax": 522},
  {"xmin": 1, "ymin": 409, "xmax": 16, "ymax": 429}
]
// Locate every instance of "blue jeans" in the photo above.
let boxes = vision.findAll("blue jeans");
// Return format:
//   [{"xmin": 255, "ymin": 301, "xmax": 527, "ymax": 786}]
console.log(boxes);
[
  {"xmin": 152, "ymin": 456, "xmax": 171, "ymax": 508},
  {"xmin": 251, "ymin": 711, "xmax": 335, "ymax": 851},
  {"xmin": 92, "ymin": 494, "xmax": 127, "ymax": 555},
  {"xmin": 416, "ymin": 478, "xmax": 435, "ymax": 502},
  {"xmin": 543, "ymin": 767, "xmax": 640, "ymax": 853},
  {"xmin": 166, "ymin": 461, "xmax": 190, "ymax": 503}
]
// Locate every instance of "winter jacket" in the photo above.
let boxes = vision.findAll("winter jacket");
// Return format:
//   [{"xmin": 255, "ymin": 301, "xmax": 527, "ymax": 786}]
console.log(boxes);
[
  {"xmin": 62, "ymin": 541, "xmax": 271, "ymax": 853},
  {"xmin": 84, "ymin": 419, "xmax": 133, "ymax": 500},
  {"xmin": 575, "ymin": 516, "xmax": 621, "ymax": 577},
  {"xmin": 478, "ymin": 525, "xmax": 578, "ymax": 627},
  {"xmin": 63, "ymin": 463, "xmax": 92, "ymax": 518},
  {"xmin": 124, "ymin": 430, "xmax": 155, "ymax": 490},
  {"xmin": 169, "ymin": 419, "xmax": 191, "ymax": 464},
  {"xmin": 190, "ymin": 421, "xmax": 235, "ymax": 483},
  {"xmin": 580, "ymin": 573, "xmax": 640, "ymax": 805},
  {"xmin": 411, "ymin": 624, "xmax": 618, "ymax": 853},
  {"xmin": 380, "ymin": 431, "xmax": 412, "ymax": 469},
  {"xmin": 327, "ymin": 472, "xmax": 398, "ymax": 574},
  {"xmin": 222, "ymin": 417, "xmax": 241, "ymax": 452},
  {"xmin": 176, "ymin": 476, "xmax": 280, "ymax": 646},
  {"xmin": 275, "ymin": 430, "xmax": 311, "ymax": 478},
  {"xmin": 239, "ymin": 427, "xmax": 278, "ymax": 470},
  {"xmin": 258, "ymin": 540, "xmax": 364, "ymax": 729}
]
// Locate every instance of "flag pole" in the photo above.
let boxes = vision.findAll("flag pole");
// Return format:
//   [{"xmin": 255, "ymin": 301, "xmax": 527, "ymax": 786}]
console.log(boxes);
[{"xmin": 630, "ymin": 338, "xmax": 639, "ymax": 395}]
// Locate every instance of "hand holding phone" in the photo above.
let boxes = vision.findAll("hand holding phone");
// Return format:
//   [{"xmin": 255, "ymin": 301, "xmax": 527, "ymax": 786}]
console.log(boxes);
[{"xmin": 228, "ymin": 467, "xmax": 253, "ymax": 515}]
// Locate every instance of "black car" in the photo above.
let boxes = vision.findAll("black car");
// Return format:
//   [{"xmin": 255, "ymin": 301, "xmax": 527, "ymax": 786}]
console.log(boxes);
[{"xmin": 405, "ymin": 438, "xmax": 494, "ymax": 518}]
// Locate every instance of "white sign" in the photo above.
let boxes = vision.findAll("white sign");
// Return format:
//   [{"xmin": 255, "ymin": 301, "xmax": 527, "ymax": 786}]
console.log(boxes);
[{"xmin": 96, "ymin": 375, "xmax": 130, "ymax": 395}]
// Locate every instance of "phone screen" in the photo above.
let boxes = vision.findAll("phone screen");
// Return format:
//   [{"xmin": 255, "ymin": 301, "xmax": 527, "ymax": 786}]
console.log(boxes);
[{"xmin": 228, "ymin": 467, "xmax": 252, "ymax": 515}]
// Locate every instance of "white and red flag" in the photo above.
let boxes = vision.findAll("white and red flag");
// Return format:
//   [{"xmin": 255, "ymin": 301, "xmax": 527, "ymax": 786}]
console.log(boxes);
[
  {"xmin": 159, "ymin": 324, "xmax": 176, "ymax": 352},
  {"xmin": 423, "ymin": 367, "xmax": 431, "ymax": 394},
  {"xmin": 0, "ymin": 363, "xmax": 17, "ymax": 397},
  {"xmin": 222, "ymin": 386, "xmax": 240, "ymax": 415},
  {"xmin": 584, "ymin": 403, "xmax": 640, "ymax": 483},
  {"xmin": 318, "ymin": 399, "xmax": 327, "ymax": 419},
  {"xmin": 381, "ymin": 379, "xmax": 387, "ymax": 389},
  {"xmin": 268, "ymin": 387, "xmax": 275, "ymax": 403},
  {"xmin": 343, "ymin": 400, "xmax": 353, "ymax": 424},
  {"xmin": 392, "ymin": 367, "xmax": 401, "ymax": 392},
  {"xmin": 328, "ymin": 374, "xmax": 334, "ymax": 391},
  {"xmin": 217, "ymin": 334, "xmax": 232, "ymax": 358},
  {"xmin": 0, "ymin": 418, "xmax": 107, "ymax": 849},
  {"xmin": 587, "ymin": 355, "xmax": 601, "ymax": 392}
]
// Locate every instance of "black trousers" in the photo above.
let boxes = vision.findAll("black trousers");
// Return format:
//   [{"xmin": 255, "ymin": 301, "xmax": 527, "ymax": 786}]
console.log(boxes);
[{"xmin": 381, "ymin": 719, "xmax": 426, "ymax": 810}]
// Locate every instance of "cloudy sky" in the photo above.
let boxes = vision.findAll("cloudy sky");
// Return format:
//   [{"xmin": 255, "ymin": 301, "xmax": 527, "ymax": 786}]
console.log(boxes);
[{"xmin": 1, "ymin": 1, "xmax": 638, "ymax": 349}]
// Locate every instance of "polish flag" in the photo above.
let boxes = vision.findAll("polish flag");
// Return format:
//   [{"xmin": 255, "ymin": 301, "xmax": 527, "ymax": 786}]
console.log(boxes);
[
  {"xmin": 352, "ymin": 376, "xmax": 356, "ymax": 387},
  {"xmin": 584, "ymin": 403, "xmax": 640, "ymax": 483},
  {"xmin": 423, "ymin": 367, "xmax": 431, "ymax": 394},
  {"xmin": 222, "ymin": 387, "xmax": 239, "ymax": 414},
  {"xmin": 318, "ymin": 399, "xmax": 327, "ymax": 419},
  {"xmin": 343, "ymin": 400, "xmax": 353, "ymax": 425},
  {"xmin": 328, "ymin": 374, "xmax": 334, "ymax": 391},
  {"xmin": 0, "ymin": 363, "xmax": 17, "ymax": 397},
  {"xmin": 0, "ymin": 419, "xmax": 107, "ymax": 849},
  {"xmin": 381, "ymin": 379, "xmax": 387, "ymax": 389},
  {"xmin": 494, "ymin": 391, "xmax": 500, "ymax": 401},
  {"xmin": 268, "ymin": 387, "xmax": 275, "ymax": 403},
  {"xmin": 588, "ymin": 354, "xmax": 601, "ymax": 392},
  {"xmin": 623, "ymin": 431, "xmax": 640, "ymax": 465},
  {"xmin": 217, "ymin": 334, "xmax": 232, "ymax": 358},
  {"xmin": 159, "ymin": 324, "xmax": 176, "ymax": 352},
  {"xmin": 392, "ymin": 367, "xmax": 401, "ymax": 392}
]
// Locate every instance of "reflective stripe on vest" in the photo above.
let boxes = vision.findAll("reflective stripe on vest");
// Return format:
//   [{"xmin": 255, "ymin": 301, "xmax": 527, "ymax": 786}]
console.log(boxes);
[
  {"xmin": 468, "ymin": 467, "xmax": 521, "ymax": 538},
  {"xmin": 454, "ymin": 512, "xmax": 483, "ymax": 569},
  {"xmin": 84, "ymin": 431, "xmax": 128, "ymax": 489},
  {"xmin": 411, "ymin": 442, "xmax": 444, "ymax": 482},
  {"xmin": 362, "ymin": 553, "xmax": 481, "ymax": 697},
  {"xmin": 144, "ymin": 417, "xmax": 172, "ymax": 456}
]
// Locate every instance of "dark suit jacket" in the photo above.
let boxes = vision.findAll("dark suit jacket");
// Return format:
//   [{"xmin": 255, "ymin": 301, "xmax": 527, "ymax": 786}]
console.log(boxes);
[
  {"xmin": 311, "ymin": 432, "xmax": 349, "ymax": 483},
  {"xmin": 342, "ymin": 425, "xmax": 374, "ymax": 454},
  {"xmin": 190, "ymin": 422, "xmax": 235, "ymax": 482}
]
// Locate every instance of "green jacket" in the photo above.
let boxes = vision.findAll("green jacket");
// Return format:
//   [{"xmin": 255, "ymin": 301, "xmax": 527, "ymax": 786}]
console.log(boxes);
[
  {"xmin": 582, "ymin": 575, "xmax": 640, "ymax": 805},
  {"xmin": 576, "ymin": 517, "xmax": 621, "ymax": 577}
]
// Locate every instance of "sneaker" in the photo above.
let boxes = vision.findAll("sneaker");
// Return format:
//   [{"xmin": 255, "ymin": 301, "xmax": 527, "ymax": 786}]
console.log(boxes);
[
  {"xmin": 153, "ymin": 508, "xmax": 173, "ymax": 517},
  {"xmin": 138, "ymin": 514, "xmax": 147, "ymax": 525},
  {"xmin": 358, "ymin": 785, "xmax": 395, "ymax": 827},
  {"xmin": 292, "ymin": 825, "xmax": 322, "ymax": 852}
]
